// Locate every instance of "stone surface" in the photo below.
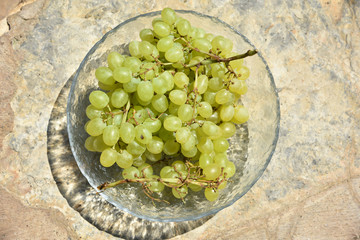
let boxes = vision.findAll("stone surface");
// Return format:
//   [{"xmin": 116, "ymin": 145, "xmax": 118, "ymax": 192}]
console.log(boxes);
[{"xmin": 0, "ymin": 0, "xmax": 359, "ymax": 239}]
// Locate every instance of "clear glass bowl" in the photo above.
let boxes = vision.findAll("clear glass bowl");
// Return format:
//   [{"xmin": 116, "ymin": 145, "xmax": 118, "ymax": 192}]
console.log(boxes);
[{"xmin": 67, "ymin": 10, "xmax": 280, "ymax": 222}]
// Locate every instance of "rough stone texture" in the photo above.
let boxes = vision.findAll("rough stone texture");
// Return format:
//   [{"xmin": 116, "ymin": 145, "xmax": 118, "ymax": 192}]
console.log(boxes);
[{"xmin": 0, "ymin": 0, "xmax": 359, "ymax": 239}]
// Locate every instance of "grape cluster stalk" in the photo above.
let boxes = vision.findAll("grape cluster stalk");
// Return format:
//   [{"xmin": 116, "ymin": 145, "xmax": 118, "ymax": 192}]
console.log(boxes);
[{"xmin": 84, "ymin": 8, "xmax": 257, "ymax": 202}]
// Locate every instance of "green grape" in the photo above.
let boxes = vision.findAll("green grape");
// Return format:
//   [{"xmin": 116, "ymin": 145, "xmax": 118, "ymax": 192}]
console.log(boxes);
[
  {"xmin": 181, "ymin": 146, "xmax": 197, "ymax": 158},
  {"xmin": 147, "ymin": 176, "xmax": 165, "ymax": 192},
  {"xmin": 165, "ymin": 47, "xmax": 183, "ymax": 63},
  {"xmin": 181, "ymin": 135, "xmax": 196, "ymax": 151},
  {"xmin": 95, "ymin": 66, "xmax": 115, "ymax": 85},
  {"xmin": 169, "ymin": 90, "xmax": 187, "ymax": 105},
  {"xmin": 119, "ymin": 122, "xmax": 135, "ymax": 144},
  {"xmin": 110, "ymin": 109, "xmax": 123, "ymax": 126},
  {"xmin": 84, "ymin": 136, "xmax": 96, "ymax": 151},
  {"xmin": 208, "ymin": 77, "xmax": 224, "ymax": 91},
  {"xmin": 199, "ymin": 153, "xmax": 213, "ymax": 169},
  {"xmin": 102, "ymin": 125, "xmax": 120, "ymax": 146},
  {"xmin": 143, "ymin": 118, "xmax": 162, "ymax": 133},
  {"xmin": 214, "ymin": 152, "xmax": 228, "ymax": 168},
  {"xmin": 138, "ymin": 163, "xmax": 153, "ymax": 177},
  {"xmin": 146, "ymin": 136, "xmax": 164, "ymax": 154},
  {"xmin": 144, "ymin": 46, "xmax": 159, "ymax": 61},
  {"xmin": 100, "ymin": 148, "xmax": 118, "ymax": 167},
  {"xmin": 135, "ymin": 124, "xmax": 152, "ymax": 144},
  {"xmin": 93, "ymin": 135, "xmax": 108, "ymax": 152},
  {"xmin": 137, "ymin": 81, "xmax": 154, "ymax": 102},
  {"xmin": 123, "ymin": 77, "xmax": 141, "ymax": 93},
  {"xmin": 113, "ymin": 67, "xmax": 132, "ymax": 83},
  {"xmin": 175, "ymin": 127, "xmax": 191, "ymax": 144},
  {"xmin": 161, "ymin": 7, "xmax": 176, "ymax": 25},
  {"xmin": 111, "ymin": 88, "xmax": 129, "ymax": 108},
  {"xmin": 174, "ymin": 72, "xmax": 189, "ymax": 88},
  {"xmin": 177, "ymin": 104, "xmax": 193, "ymax": 122},
  {"xmin": 144, "ymin": 150, "xmax": 162, "ymax": 162},
  {"xmin": 233, "ymin": 105, "xmax": 249, "ymax": 124},
  {"xmin": 116, "ymin": 149, "xmax": 133, "ymax": 169},
  {"xmin": 122, "ymin": 166, "xmax": 140, "ymax": 179},
  {"xmin": 153, "ymin": 21, "xmax": 171, "ymax": 37},
  {"xmin": 152, "ymin": 17, "xmax": 163, "ymax": 27},
  {"xmin": 220, "ymin": 104, "xmax": 235, "ymax": 122},
  {"xmin": 229, "ymin": 79, "xmax": 247, "ymax": 95},
  {"xmin": 171, "ymin": 160, "xmax": 187, "ymax": 171},
  {"xmin": 224, "ymin": 161, "xmax": 236, "ymax": 178},
  {"xmin": 203, "ymin": 163, "xmax": 221, "ymax": 180},
  {"xmin": 139, "ymin": 41, "xmax": 154, "ymax": 56},
  {"xmin": 192, "ymin": 38, "xmax": 212, "ymax": 52},
  {"xmin": 196, "ymin": 75, "xmax": 208, "ymax": 94},
  {"xmin": 204, "ymin": 188, "xmax": 219, "ymax": 201},
  {"xmin": 168, "ymin": 102, "xmax": 180, "ymax": 115},
  {"xmin": 215, "ymin": 89, "xmax": 233, "ymax": 104},
  {"xmin": 218, "ymin": 179, "xmax": 227, "ymax": 189},
  {"xmin": 160, "ymin": 71, "xmax": 175, "ymax": 91},
  {"xmin": 160, "ymin": 166, "xmax": 174, "ymax": 178},
  {"xmin": 236, "ymin": 66, "xmax": 250, "ymax": 80},
  {"xmin": 140, "ymin": 28, "xmax": 155, "ymax": 42},
  {"xmin": 151, "ymin": 94, "xmax": 168, "ymax": 113},
  {"xmin": 203, "ymin": 91, "xmax": 217, "ymax": 106},
  {"xmin": 176, "ymin": 19, "xmax": 191, "ymax": 36},
  {"xmin": 219, "ymin": 122, "xmax": 236, "ymax": 138},
  {"xmin": 139, "ymin": 61, "xmax": 157, "ymax": 80},
  {"xmin": 172, "ymin": 185, "xmax": 188, "ymax": 199},
  {"xmin": 89, "ymin": 91, "xmax": 109, "ymax": 109},
  {"xmin": 126, "ymin": 139, "xmax": 146, "ymax": 156},
  {"xmin": 197, "ymin": 101, "xmax": 212, "ymax": 118},
  {"xmin": 197, "ymin": 137, "xmax": 214, "ymax": 154},
  {"xmin": 152, "ymin": 77, "xmax": 167, "ymax": 95},
  {"xmin": 107, "ymin": 52, "xmax": 125, "ymax": 70},
  {"xmin": 163, "ymin": 139, "xmax": 180, "ymax": 155},
  {"xmin": 213, "ymin": 138, "xmax": 229, "ymax": 153},
  {"xmin": 211, "ymin": 63, "xmax": 226, "ymax": 78},
  {"xmin": 164, "ymin": 115, "xmax": 182, "ymax": 132},
  {"xmin": 202, "ymin": 121, "xmax": 221, "ymax": 137},
  {"xmin": 86, "ymin": 117, "xmax": 106, "ymax": 136},
  {"xmin": 98, "ymin": 81, "xmax": 119, "ymax": 91},
  {"xmin": 129, "ymin": 40, "xmax": 142, "ymax": 58},
  {"xmin": 157, "ymin": 35, "xmax": 174, "ymax": 52},
  {"xmin": 86, "ymin": 104, "xmax": 103, "ymax": 119},
  {"xmin": 123, "ymin": 57, "xmax": 142, "ymax": 73},
  {"xmin": 132, "ymin": 154, "xmax": 146, "ymax": 167},
  {"xmin": 189, "ymin": 183, "xmax": 202, "ymax": 192},
  {"xmin": 158, "ymin": 126, "xmax": 174, "ymax": 141},
  {"xmin": 135, "ymin": 92, "xmax": 151, "ymax": 106}
]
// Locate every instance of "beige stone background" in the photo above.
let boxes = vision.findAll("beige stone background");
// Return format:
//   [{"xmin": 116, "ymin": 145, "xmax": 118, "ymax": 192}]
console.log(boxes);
[{"xmin": 0, "ymin": 0, "xmax": 359, "ymax": 239}]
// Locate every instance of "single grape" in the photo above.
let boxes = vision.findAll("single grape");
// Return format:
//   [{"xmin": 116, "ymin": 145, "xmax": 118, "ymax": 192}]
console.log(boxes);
[
  {"xmin": 203, "ymin": 163, "xmax": 221, "ymax": 180},
  {"xmin": 169, "ymin": 90, "xmax": 187, "ymax": 105},
  {"xmin": 177, "ymin": 104, "xmax": 193, "ymax": 122},
  {"xmin": 214, "ymin": 152, "xmax": 228, "ymax": 168},
  {"xmin": 171, "ymin": 160, "xmax": 187, "ymax": 171},
  {"xmin": 174, "ymin": 72, "xmax": 189, "ymax": 88},
  {"xmin": 224, "ymin": 161, "xmax": 236, "ymax": 178},
  {"xmin": 116, "ymin": 149, "xmax": 133, "ymax": 169},
  {"xmin": 204, "ymin": 188, "xmax": 219, "ymax": 201},
  {"xmin": 165, "ymin": 47, "xmax": 183, "ymax": 63},
  {"xmin": 175, "ymin": 127, "xmax": 191, "ymax": 144},
  {"xmin": 86, "ymin": 104, "xmax": 103, "ymax": 119},
  {"xmin": 146, "ymin": 136, "xmax": 164, "ymax": 154},
  {"xmin": 138, "ymin": 163, "xmax": 153, "ymax": 177},
  {"xmin": 147, "ymin": 176, "xmax": 165, "ymax": 192},
  {"xmin": 102, "ymin": 125, "xmax": 120, "ymax": 146},
  {"xmin": 213, "ymin": 138, "xmax": 230, "ymax": 153},
  {"xmin": 89, "ymin": 91, "xmax": 109, "ymax": 109},
  {"xmin": 164, "ymin": 115, "xmax": 182, "ymax": 132},
  {"xmin": 163, "ymin": 139, "xmax": 180, "ymax": 155},
  {"xmin": 161, "ymin": 8, "xmax": 176, "ymax": 25},
  {"xmin": 172, "ymin": 185, "xmax": 188, "ymax": 199},
  {"xmin": 220, "ymin": 122, "xmax": 236, "ymax": 138},
  {"xmin": 197, "ymin": 101, "xmax": 212, "ymax": 118},
  {"xmin": 137, "ymin": 81, "xmax": 154, "ymax": 102},
  {"xmin": 199, "ymin": 153, "xmax": 213, "ymax": 169},
  {"xmin": 157, "ymin": 35, "xmax": 174, "ymax": 52},
  {"xmin": 119, "ymin": 122, "xmax": 135, "ymax": 144},
  {"xmin": 107, "ymin": 52, "xmax": 125, "ymax": 70},
  {"xmin": 84, "ymin": 136, "xmax": 96, "ymax": 151},
  {"xmin": 220, "ymin": 104, "xmax": 235, "ymax": 122},
  {"xmin": 153, "ymin": 21, "xmax": 171, "ymax": 37},
  {"xmin": 126, "ymin": 139, "xmax": 146, "ymax": 155},
  {"xmin": 176, "ymin": 19, "xmax": 191, "ymax": 36},
  {"xmin": 143, "ymin": 118, "xmax": 162, "ymax": 133},
  {"xmin": 233, "ymin": 105, "xmax": 249, "ymax": 124},
  {"xmin": 160, "ymin": 166, "xmax": 174, "ymax": 178},
  {"xmin": 113, "ymin": 67, "xmax": 132, "ymax": 83},
  {"xmin": 135, "ymin": 124, "xmax": 152, "ymax": 144},
  {"xmin": 140, "ymin": 28, "xmax": 155, "ymax": 42},
  {"xmin": 122, "ymin": 166, "xmax": 140, "ymax": 179},
  {"xmin": 95, "ymin": 67, "xmax": 115, "ymax": 85},
  {"xmin": 111, "ymin": 88, "xmax": 129, "ymax": 108},
  {"xmin": 86, "ymin": 117, "xmax": 106, "ymax": 136},
  {"xmin": 100, "ymin": 148, "xmax": 118, "ymax": 167},
  {"xmin": 93, "ymin": 135, "xmax": 108, "ymax": 152},
  {"xmin": 129, "ymin": 40, "xmax": 142, "ymax": 58},
  {"xmin": 123, "ymin": 57, "xmax": 142, "ymax": 73}
]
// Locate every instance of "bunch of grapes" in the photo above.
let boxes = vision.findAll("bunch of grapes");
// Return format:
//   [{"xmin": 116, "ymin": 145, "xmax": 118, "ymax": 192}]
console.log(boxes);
[{"xmin": 84, "ymin": 8, "xmax": 256, "ymax": 202}]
